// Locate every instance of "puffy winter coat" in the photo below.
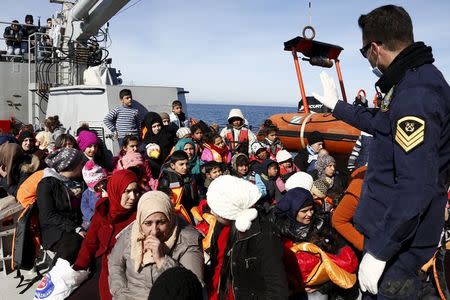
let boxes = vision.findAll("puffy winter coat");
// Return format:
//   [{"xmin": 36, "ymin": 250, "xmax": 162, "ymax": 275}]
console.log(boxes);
[
  {"xmin": 36, "ymin": 170, "xmax": 81, "ymax": 249},
  {"xmin": 74, "ymin": 198, "xmax": 137, "ymax": 300},
  {"xmin": 108, "ymin": 218, "xmax": 204, "ymax": 300},
  {"xmin": 206, "ymin": 214, "xmax": 289, "ymax": 299}
]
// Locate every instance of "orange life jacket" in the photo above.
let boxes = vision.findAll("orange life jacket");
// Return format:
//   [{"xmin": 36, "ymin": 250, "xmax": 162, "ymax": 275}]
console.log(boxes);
[
  {"xmin": 203, "ymin": 143, "xmax": 224, "ymax": 163},
  {"xmin": 225, "ymin": 126, "xmax": 249, "ymax": 154},
  {"xmin": 170, "ymin": 185, "xmax": 193, "ymax": 224}
]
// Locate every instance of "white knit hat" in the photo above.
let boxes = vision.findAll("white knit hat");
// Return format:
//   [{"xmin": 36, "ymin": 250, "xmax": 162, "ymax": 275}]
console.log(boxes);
[
  {"xmin": 176, "ymin": 127, "xmax": 191, "ymax": 139},
  {"xmin": 276, "ymin": 150, "xmax": 292, "ymax": 163},
  {"xmin": 82, "ymin": 159, "xmax": 107, "ymax": 190},
  {"xmin": 227, "ymin": 108, "xmax": 245, "ymax": 122},
  {"xmin": 285, "ymin": 172, "xmax": 314, "ymax": 192},
  {"xmin": 251, "ymin": 142, "xmax": 265, "ymax": 155},
  {"xmin": 207, "ymin": 175, "xmax": 261, "ymax": 232}
]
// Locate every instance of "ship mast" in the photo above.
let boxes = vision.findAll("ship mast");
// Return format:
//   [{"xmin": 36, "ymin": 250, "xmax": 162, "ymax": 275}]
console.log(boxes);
[{"xmin": 27, "ymin": 0, "xmax": 130, "ymax": 125}]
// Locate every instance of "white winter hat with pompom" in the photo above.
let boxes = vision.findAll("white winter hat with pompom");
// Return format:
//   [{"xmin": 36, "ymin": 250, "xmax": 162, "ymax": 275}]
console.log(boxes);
[{"xmin": 206, "ymin": 175, "xmax": 262, "ymax": 232}]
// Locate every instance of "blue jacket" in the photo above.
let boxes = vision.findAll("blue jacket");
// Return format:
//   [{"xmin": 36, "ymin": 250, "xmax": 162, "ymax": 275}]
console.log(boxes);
[
  {"xmin": 333, "ymin": 63, "xmax": 450, "ymax": 261},
  {"xmin": 81, "ymin": 188, "xmax": 100, "ymax": 224}
]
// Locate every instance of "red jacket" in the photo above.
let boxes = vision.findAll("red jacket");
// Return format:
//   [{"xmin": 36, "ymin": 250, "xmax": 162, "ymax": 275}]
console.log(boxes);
[{"xmin": 74, "ymin": 198, "xmax": 136, "ymax": 300}]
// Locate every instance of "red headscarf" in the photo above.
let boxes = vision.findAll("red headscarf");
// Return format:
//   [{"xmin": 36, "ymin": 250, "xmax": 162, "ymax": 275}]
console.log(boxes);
[{"xmin": 107, "ymin": 169, "xmax": 138, "ymax": 222}]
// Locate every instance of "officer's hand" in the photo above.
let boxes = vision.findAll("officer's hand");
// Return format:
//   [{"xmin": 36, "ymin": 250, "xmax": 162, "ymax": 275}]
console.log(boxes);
[
  {"xmin": 358, "ymin": 252, "xmax": 386, "ymax": 295},
  {"xmin": 312, "ymin": 71, "xmax": 339, "ymax": 110}
]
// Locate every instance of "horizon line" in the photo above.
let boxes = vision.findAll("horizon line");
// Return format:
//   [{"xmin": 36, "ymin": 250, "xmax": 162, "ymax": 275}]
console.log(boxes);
[{"xmin": 186, "ymin": 100, "xmax": 297, "ymax": 108}]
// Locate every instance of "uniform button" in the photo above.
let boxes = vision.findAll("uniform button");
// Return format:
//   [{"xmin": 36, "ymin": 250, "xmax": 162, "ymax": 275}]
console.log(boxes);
[{"xmin": 232, "ymin": 262, "xmax": 236, "ymax": 266}]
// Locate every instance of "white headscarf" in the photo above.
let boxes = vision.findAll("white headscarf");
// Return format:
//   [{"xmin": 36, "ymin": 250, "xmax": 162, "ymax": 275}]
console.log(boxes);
[{"xmin": 206, "ymin": 175, "xmax": 262, "ymax": 232}]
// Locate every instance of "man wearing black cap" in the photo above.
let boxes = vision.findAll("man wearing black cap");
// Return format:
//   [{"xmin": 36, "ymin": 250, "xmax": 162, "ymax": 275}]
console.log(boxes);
[{"xmin": 293, "ymin": 131, "xmax": 324, "ymax": 172}]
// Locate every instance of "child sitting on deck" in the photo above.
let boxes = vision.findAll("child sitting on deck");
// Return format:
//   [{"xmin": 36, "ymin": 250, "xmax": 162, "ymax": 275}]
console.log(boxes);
[
  {"xmin": 249, "ymin": 141, "xmax": 269, "ymax": 173},
  {"xmin": 220, "ymin": 108, "xmax": 257, "ymax": 156},
  {"xmin": 81, "ymin": 160, "xmax": 107, "ymax": 230},
  {"xmin": 158, "ymin": 150, "xmax": 199, "ymax": 223},
  {"xmin": 230, "ymin": 153, "xmax": 266, "ymax": 198},
  {"xmin": 198, "ymin": 160, "xmax": 223, "ymax": 199},
  {"xmin": 260, "ymin": 120, "xmax": 284, "ymax": 160},
  {"xmin": 201, "ymin": 132, "xmax": 231, "ymax": 164}
]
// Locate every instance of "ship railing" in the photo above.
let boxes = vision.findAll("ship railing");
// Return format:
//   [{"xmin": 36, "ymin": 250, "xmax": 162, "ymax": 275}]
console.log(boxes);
[{"xmin": 0, "ymin": 21, "xmax": 52, "ymax": 63}]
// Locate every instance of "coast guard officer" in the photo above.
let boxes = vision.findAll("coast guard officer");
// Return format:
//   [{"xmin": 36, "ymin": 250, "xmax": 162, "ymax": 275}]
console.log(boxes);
[{"xmin": 313, "ymin": 5, "xmax": 450, "ymax": 299}]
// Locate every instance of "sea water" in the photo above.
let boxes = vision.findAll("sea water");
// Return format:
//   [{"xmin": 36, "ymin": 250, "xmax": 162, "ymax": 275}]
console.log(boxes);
[{"xmin": 187, "ymin": 103, "xmax": 297, "ymax": 129}]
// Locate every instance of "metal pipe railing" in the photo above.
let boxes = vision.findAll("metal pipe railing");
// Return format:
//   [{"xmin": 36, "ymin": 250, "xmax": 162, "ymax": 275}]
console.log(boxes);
[{"xmin": 291, "ymin": 49, "xmax": 310, "ymax": 114}]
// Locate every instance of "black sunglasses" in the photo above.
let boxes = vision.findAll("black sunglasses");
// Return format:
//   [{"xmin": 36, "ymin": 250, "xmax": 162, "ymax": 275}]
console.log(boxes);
[{"xmin": 360, "ymin": 41, "xmax": 382, "ymax": 58}]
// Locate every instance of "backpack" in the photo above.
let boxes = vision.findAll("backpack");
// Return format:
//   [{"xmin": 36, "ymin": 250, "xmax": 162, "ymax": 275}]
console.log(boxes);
[
  {"xmin": 10, "ymin": 170, "xmax": 45, "ymax": 292},
  {"xmin": 11, "ymin": 170, "xmax": 44, "ymax": 294},
  {"xmin": 11, "ymin": 203, "xmax": 41, "ymax": 271},
  {"xmin": 12, "ymin": 170, "xmax": 45, "ymax": 270}
]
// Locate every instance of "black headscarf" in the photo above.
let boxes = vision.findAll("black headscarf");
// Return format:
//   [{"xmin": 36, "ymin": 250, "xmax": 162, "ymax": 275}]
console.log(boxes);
[
  {"xmin": 18, "ymin": 130, "xmax": 36, "ymax": 154},
  {"xmin": 142, "ymin": 112, "xmax": 174, "ymax": 162},
  {"xmin": 376, "ymin": 41, "xmax": 434, "ymax": 93}
]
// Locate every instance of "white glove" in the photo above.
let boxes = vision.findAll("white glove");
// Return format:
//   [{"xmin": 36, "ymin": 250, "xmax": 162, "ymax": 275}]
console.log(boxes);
[
  {"xmin": 358, "ymin": 252, "xmax": 386, "ymax": 295},
  {"xmin": 312, "ymin": 71, "xmax": 339, "ymax": 110}
]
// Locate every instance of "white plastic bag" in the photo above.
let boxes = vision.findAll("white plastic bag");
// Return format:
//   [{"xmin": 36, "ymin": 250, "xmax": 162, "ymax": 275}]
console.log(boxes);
[{"xmin": 34, "ymin": 258, "xmax": 89, "ymax": 300}]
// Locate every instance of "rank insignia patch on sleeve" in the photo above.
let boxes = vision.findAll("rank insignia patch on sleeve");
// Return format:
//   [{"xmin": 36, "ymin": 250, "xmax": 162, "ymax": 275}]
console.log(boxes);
[{"xmin": 395, "ymin": 116, "xmax": 425, "ymax": 152}]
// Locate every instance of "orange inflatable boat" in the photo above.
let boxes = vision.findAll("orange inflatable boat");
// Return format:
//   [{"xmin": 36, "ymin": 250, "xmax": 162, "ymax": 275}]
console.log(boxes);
[
  {"xmin": 269, "ymin": 29, "xmax": 363, "ymax": 155},
  {"xmin": 270, "ymin": 111, "xmax": 360, "ymax": 155}
]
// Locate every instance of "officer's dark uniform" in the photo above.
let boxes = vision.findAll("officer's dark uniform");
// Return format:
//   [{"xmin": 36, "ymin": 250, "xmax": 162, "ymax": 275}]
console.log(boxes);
[{"xmin": 333, "ymin": 43, "xmax": 450, "ymax": 299}]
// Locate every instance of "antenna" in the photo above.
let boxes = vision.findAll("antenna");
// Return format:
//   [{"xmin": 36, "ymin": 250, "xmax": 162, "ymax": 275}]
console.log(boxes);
[
  {"xmin": 308, "ymin": 1, "xmax": 312, "ymax": 26},
  {"xmin": 105, "ymin": 22, "xmax": 109, "ymax": 48},
  {"xmin": 106, "ymin": 22, "xmax": 109, "ymax": 42}
]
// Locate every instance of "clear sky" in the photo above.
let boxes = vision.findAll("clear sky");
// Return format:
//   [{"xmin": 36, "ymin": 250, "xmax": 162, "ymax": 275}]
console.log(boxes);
[{"xmin": 2, "ymin": 0, "xmax": 449, "ymax": 106}]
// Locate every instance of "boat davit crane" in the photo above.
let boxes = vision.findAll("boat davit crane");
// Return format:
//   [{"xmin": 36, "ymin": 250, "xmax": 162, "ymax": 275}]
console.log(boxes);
[{"xmin": 268, "ymin": 26, "xmax": 361, "ymax": 155}]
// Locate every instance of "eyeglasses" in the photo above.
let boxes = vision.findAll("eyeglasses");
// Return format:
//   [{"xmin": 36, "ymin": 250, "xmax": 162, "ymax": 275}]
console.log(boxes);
[{"xmin": 359, "ymin": 41, "xmax": 382, "ymax": 58}]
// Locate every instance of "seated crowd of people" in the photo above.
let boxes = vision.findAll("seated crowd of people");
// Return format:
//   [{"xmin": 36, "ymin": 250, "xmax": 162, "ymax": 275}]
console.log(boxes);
[{"xmin": 0, "ymin": 92, "xmax": 445, "ymax": 299}]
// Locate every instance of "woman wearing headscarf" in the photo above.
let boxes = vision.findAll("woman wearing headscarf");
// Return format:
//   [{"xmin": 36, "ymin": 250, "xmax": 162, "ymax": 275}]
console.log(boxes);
[
  {"xmin": 0, "ymin": 142, "xmax": 40, "ymax": 200},
  {"xmin": 72, "ymin": 170, "xmax": 140, "ymax": 300},
  {"xmin": 17, "ymin": 130, "xmax": 47, "ymax": 169},
  {"xmin": 314, "ymin": 154, "xmax": 347, "ymax": 200},
  {"xmin": 267, "ymin": 188, "xmax": 358, "ymax": 299},
  {"xmin": 108, "ymin": 191, "xmax": 203, "ymax": 300},
  {"xmin": 76, "ymin": 129, "xmax": 111, "ymax": 171},
  {"xmin": 0, "ymin": 142, "xmax": 24, "ymax": 198},
  {"xmin": 173, "ymin": 138, "xmax": 203, "ymax": 175},
  {"xmin": 142, "ymin": 112, "xmax": 175, "ymax": 166},
  {"xmin": 36, "ymin": 148, "xmax": 85, "ymax": 264},
  {"xmin": 205, "ymin": 175, "xmax": 288, "ymax": 299}
]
